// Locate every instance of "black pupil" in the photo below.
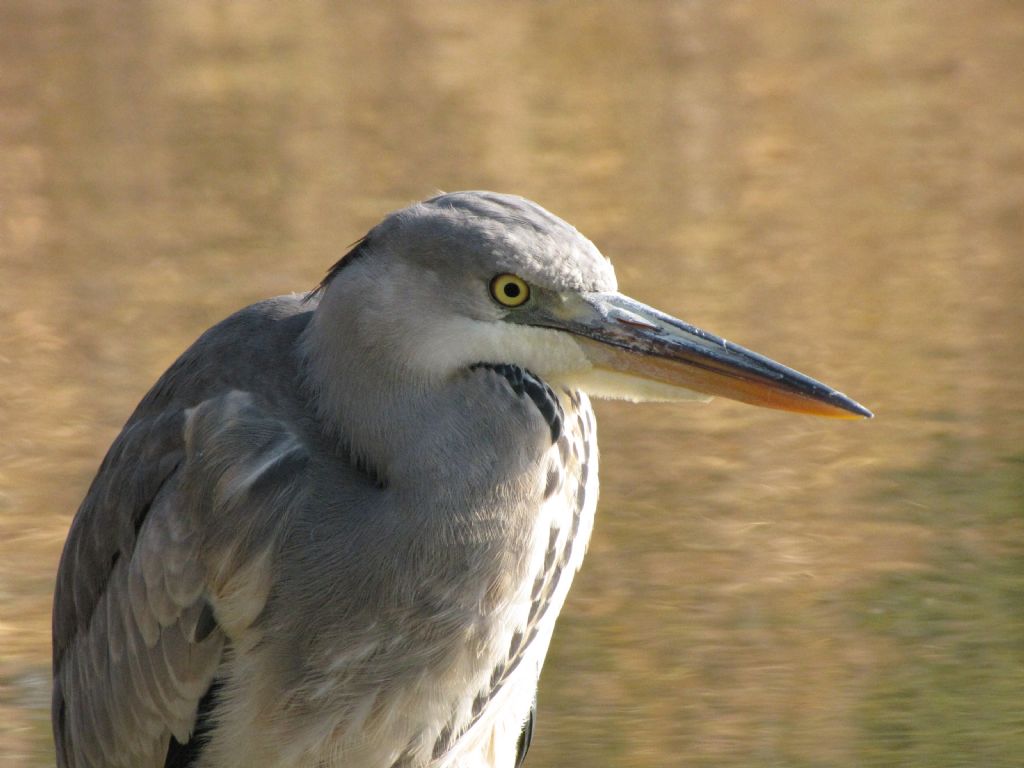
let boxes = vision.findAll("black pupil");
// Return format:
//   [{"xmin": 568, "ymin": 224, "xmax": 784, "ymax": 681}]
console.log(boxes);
[{"xmin": 503, "ymin": 283, "xmax": 521, "ymax": 299}]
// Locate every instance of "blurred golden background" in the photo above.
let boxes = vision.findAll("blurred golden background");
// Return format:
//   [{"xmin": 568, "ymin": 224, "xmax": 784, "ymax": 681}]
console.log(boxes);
[{"xmin": 1, "ymin": 1, "xmax": 1022, "ymax": 766}]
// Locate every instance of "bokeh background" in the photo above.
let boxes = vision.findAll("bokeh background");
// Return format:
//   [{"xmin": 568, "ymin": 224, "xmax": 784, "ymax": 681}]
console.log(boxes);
[{"xmin": 2, "ymin": 2, "xmax": 1022, "ymax": 766}]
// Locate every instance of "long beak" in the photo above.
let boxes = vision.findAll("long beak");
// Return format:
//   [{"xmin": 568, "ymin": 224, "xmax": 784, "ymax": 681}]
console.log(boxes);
[{"xmin": 532, "ymin": 292, "xmax": 872, "ymax": 419}]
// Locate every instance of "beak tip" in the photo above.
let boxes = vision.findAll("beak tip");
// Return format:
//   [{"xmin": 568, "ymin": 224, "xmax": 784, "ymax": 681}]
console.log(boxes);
[{"xmin": 832, "ymin": 393, "xmax": 873, "ymax": 419}]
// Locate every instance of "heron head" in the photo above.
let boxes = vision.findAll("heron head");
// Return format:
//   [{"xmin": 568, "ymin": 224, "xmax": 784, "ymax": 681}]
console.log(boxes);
[{"xmin": 313, "ymin": 191, "xmax": 871, "ymax": 419}]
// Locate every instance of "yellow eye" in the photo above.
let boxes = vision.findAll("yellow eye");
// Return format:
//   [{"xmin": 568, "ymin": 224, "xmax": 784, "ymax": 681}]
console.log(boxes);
[{"xmin": 490, "ymin": 273, "xmax": 530, "ymax": 307}]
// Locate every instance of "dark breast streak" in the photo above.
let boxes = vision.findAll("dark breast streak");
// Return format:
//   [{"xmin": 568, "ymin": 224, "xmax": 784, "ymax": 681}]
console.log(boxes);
[{"xmin": 421, "ymin": 385, "xmax": 594, "ymax": 766}]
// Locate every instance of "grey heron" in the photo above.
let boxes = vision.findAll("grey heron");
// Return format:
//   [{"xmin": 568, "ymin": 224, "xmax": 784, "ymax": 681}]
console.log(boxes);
[{"xmin": 52, "ymin": 191, "xmax": 871, "ymax": 768}]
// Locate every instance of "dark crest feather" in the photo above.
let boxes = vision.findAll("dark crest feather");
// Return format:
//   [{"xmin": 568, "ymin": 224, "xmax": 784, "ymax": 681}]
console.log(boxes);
[{"xmin": 304, "ymin": 235, "xmax": 372, "ymax": 301}]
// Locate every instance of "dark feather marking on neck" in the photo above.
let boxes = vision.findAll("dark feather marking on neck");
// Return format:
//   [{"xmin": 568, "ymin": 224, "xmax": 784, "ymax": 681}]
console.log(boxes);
[{"xmin": 469, "ymin": 363, "xmax": 563, "ymax": 443}]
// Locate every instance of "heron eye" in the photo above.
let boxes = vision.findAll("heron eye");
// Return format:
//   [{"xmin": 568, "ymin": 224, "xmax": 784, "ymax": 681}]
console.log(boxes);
[{"xmin": 490, "ymin": 274, "xmax": 531, "ymax": 308}]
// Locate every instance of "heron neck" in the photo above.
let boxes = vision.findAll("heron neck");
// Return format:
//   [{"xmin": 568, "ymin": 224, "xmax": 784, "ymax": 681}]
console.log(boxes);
[{"xmin": 300, "ymin": 292, "xmax": 544, "ymax": 503}]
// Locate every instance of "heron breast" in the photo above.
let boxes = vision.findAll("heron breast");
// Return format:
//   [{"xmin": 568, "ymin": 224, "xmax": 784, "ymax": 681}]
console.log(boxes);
[{"xmin": 422, "ymin": 389, "xmax": 599, "ymax": 767}]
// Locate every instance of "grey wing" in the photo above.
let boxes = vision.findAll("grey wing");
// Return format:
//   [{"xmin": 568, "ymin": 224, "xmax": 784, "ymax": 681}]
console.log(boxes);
[{"xmin": 53, "ymin": 390, "xmax": 310, "ymax": 768}]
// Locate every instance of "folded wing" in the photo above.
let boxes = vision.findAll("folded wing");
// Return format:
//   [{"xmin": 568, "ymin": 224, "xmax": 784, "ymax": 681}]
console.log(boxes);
[{"xmin": 53, "ymin": 390, "xmax": 309, "ymax": 768}]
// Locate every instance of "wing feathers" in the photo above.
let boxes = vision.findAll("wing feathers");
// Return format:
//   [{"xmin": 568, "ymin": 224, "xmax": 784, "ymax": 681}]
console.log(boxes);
[
  {"xmin": 53, "ymin": 389, "xmax": 309, "ymax": 767},
  {"xmin": 128, "ymin": 552, "xmax": 162, "ymax": 646}
]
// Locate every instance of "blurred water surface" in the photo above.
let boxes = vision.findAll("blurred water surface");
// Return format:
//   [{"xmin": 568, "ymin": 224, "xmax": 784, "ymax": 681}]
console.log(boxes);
[{"xmin": 1, "ymin": 2, "xmax": 1022, "ymax": 766}]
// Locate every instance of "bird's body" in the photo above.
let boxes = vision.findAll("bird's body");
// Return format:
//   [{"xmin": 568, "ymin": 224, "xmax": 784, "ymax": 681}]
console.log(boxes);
[
  {"xmin": 53, "ymin": 192, "xmax": 869, "ymax": 767},
  {"xmin": 54, "ymin": 292, "xmax": 596, "ymax": 768}
]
